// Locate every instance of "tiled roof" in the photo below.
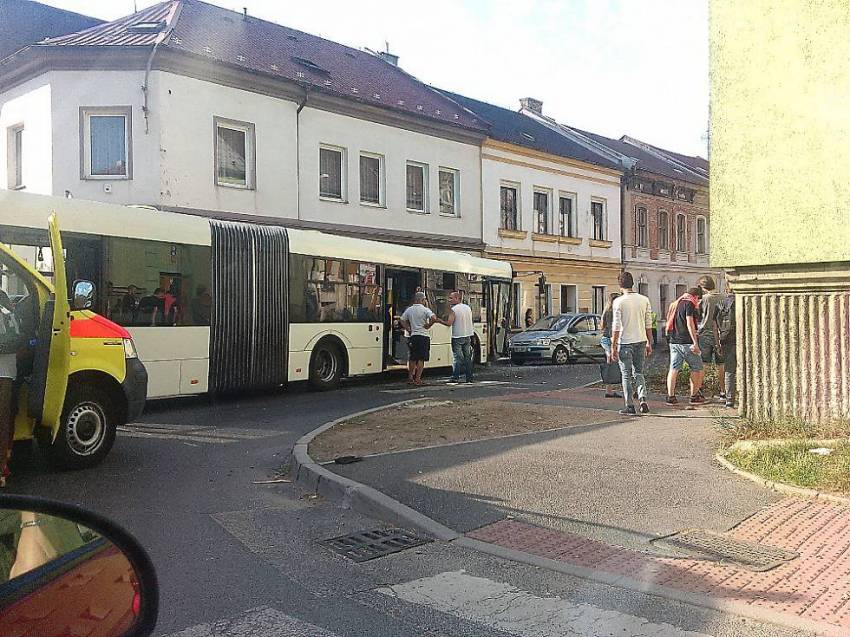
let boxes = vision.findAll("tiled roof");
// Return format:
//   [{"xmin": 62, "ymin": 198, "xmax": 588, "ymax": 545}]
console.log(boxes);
[
  {"xmin": 572, "ymin": 128, "xmax": 708, "ymax": 186},
  {"xmin": 34, "ymin": 0, "xmax": 485, "ymax": 132},
  {"xmin": 0, "ymin": 0, "xmax": 103, "ymax": 61},
  {"xmin": 439, "ymin": 91, "xmax": 622, "ymax": 172},
  {"xmin": 639, "ymin": 141, "xmax": 709, "ymax": 175}
]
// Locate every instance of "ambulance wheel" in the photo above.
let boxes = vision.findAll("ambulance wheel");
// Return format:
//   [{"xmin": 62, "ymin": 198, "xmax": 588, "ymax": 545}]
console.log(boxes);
[{"xmin": 37, "ymin": 385, "xmax": 117, "ymax": 470}]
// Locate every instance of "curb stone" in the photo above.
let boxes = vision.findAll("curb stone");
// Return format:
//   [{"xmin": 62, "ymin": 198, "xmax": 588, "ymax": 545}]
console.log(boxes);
[
  {"xmin": 715, "ymin": 451, "xmax": 850, "ymax": 506},
  {"xmin": 292, "ymin": 400, "xmax": 845, "ymax": 636}
]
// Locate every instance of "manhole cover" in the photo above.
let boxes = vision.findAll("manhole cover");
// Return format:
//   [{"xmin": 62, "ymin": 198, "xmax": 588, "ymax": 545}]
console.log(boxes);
[
  {"xmin": 651, "ymin": 529, "xmax": 798, "ymax": 571},
  {"xmin": 319, "ymin": 528, "xmax": 432, "ymax": 562}
]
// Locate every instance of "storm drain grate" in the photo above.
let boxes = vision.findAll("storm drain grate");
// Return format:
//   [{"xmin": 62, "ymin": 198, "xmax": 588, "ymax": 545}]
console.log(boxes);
[
  {"xmin": 319, "ymin": 528, "xmax": 432, "ymax": 562},
  {"xmin": 651, "ymin": 529, "xmax": 799, "ymax": 572}
]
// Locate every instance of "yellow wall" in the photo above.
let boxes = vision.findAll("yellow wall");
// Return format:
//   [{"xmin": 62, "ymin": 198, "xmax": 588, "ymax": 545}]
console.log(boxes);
[{"xmin": 710, "ymin": 0, "xmax": 850, "ymax": 268}]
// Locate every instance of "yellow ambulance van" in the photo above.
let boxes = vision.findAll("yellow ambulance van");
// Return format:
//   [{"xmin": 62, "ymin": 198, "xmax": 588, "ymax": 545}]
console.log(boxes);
[{"xmin": 0, "ymin": 214, "xmax": 147, "ymax": 469}]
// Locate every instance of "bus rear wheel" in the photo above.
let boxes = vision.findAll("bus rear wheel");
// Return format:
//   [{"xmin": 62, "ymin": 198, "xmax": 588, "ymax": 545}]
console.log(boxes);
[
  {"xmin": 37, "ymin": 385, "xmax": 117, "ymax": 470},
  {"xmin": 309, "ymin": 342, "xmax": 343, "ymax": 391}
]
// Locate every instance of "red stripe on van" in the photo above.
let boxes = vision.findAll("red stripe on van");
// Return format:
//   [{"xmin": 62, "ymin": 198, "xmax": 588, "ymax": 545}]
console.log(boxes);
[{"xmin": 70, "ymin": 313, "xmax": 131, "ymax": 339}]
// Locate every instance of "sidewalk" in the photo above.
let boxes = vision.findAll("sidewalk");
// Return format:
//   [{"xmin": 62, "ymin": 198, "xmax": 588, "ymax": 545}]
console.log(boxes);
[{"xmin": 298, "ymin": 384, "xmax": 850, "ymax": 635}]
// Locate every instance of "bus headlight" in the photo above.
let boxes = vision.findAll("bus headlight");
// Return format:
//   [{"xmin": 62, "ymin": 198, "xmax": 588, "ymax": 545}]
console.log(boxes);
[{"xmin": 123, "ymin": 338, "xmax": 138, "ymax": 359}]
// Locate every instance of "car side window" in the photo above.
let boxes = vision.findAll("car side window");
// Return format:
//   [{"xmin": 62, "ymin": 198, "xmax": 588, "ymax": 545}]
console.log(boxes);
[{"xmin": 573, "ymin": 317, "xmax": 592, "ymax": 333}]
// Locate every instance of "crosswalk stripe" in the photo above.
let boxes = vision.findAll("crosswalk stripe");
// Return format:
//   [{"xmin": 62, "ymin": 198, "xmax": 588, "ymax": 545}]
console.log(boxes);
[
  {"xmin": 377, "ymin": 571, "xmax": 713, "ymax": 637},
  {"xmin": 163, "ymin": 606, "xmax": 341, "ymax": 636},
  {"xmin": 117, "ymin": 423, "xmax": 283, "ymax": 445}
]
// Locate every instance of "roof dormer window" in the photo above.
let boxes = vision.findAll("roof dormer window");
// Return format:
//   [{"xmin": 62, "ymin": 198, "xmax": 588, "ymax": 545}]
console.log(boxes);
[
  {"xmin": 127, "ymin": 21, "xmax": 165, "ymax": 33},
  {"xmin": 292, "ymin": 56, "xmax": 330, "ymax": 76}
]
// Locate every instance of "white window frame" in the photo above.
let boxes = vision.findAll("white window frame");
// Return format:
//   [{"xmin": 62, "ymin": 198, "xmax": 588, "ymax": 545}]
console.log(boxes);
[
  {"xmin": 500, "ymin": 181, "xmax": 521, "ymax": 230},
  {"xmin": 560, "ymin": 284, "xmax": 577, "ymax": 313},
  {"xmin": 545, "ymin": 283, "xmax": 553, "ymax": 315},
  {"xmin": 80, "ymin": 106, "xmax": 132, "ymax": 180},
  {"xmin": 591, "ymin": 198, "xmax": 607, "ymax": 241},
  {"xmin": 214, "ymin": 116, "xmax": 256, "ymax": 190},
  {"xmin": 438, "ymin": 167, "xmax": 460, "ymax": 217},
  {"xmin": 358, "ymin": 151, "xmax": 384, "ymax": 207},
  {"xmin": 558, "ymin": 192, "xmax": 576, "ymax": 237},
  {"xmin": 533, "ymin": 187, "xmax": 552, "ymax": 234},
  {"xmin": 6, "ymin": 124, "xmax": 24, "ymax": 190},
  {"xmin": 406, "ymin": 161, "xmax": 429, "ymax": 213},
  {"xmin": 696, "ymin": 216, "xmax": 708, "ymax": 254},
  {"xmin": 318, "ymin": 144, "xmax": 346, "ymax": 201},
  {"xmin": 592, "ymin": 285, "xmax": 606, "ymax": 314}
]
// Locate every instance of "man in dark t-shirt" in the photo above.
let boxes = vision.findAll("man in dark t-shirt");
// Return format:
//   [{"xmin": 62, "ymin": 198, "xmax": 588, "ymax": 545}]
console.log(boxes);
[{"xmin": 666, "ymin": 287, "xmax": 705, "ymax": 405}]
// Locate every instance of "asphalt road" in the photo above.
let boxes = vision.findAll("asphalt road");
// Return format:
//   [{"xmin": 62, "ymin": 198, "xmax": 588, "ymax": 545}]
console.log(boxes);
[{"xmin": 4, "ymin": 362, "xmax": 811, "ymax": 636}]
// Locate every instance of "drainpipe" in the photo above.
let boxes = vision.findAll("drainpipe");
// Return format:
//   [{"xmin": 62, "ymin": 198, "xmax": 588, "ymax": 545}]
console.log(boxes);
[
  {"xmin": 620, "ymin": 170, "xmax": 628, "ymax": 272},
  {"xmin": 295, "ymin": 90, "xmax": 309, "ymax": 220}
]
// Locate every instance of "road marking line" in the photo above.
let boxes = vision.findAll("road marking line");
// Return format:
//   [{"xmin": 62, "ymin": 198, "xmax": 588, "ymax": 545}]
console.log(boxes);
[
  {"xmin": 118, "ymin": 423, "xmax": 283, "ymax": 445},
  {"xmin": 164, "ymin": 606, "xmax": 341, "ymax": 636},
  {"xmin": 117, "ymin": 430, "xmax": 238, "ymax": 444},
  {"xmin": 377, "ymin": 571, "xmax": 713, "ymax": 637}
]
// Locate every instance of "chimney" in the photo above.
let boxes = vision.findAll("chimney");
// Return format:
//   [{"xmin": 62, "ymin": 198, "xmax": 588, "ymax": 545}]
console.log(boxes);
[
  {"xmin": 243, "ymin": 7, "xmax": 248, "ymax": 20},
  {"xmin": 520, "ymin": 97, "xmax": 543, "ymax": 115},
  {"xmin": 378, "ymin": 51, "xmax": 399, "ymax": 66}
]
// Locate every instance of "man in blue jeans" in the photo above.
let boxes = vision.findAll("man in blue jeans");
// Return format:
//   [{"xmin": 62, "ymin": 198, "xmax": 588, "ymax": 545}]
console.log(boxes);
[
  {"xmin": 439, "ymin": 290, "xmax": 475, "ymax": 384},
  {"xmin": 611, "ymin": 272, "xmax": 653, "ymax": 416}
]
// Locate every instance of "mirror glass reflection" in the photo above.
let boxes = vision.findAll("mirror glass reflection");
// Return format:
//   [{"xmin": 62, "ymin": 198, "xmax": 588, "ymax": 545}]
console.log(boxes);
[{"xmin": 0, "ymin": 509, "xmax": 141, "ymax": 637}]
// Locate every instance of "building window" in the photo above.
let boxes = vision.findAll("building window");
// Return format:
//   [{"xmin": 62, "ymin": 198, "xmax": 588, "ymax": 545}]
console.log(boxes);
[
  {"xmin": 544, "ymin": 284, "xmax": 553, "ymax": 316},
  {"xmin": 534, "ymin": 190, "xmax": 550, "ymax": 234},
  {"xmin": 696, "ymin": 217, "xmax": 707, "ymax": 254},
  {"xmin": 638, "ymin": 282, "xmax": 649, "ymax": 297},
  {"xmin": 406, "ymin": 161, "xmax": 428, "ymax": 212},
  {"xmin": 512, "ymin": 281, "xmax": 522, "ymax": 327},
  {"xmin": 6, "ymin": 125, "xmax": 23, "ymax": 189},
  {"xmin": 359, "ymin": 152, "xmax": 383, "ymax": 205},
  {"xmin": 319, "ymin": 145, "xmax": 345, "ymax": 199},
  {"xmin": 659, "ymin": 284, "xmax": 669, "ymax": 316},
  {"xmin": 658, "ymin": 210, "xmax": 669, "ymax": 250},
  {"xmin": 636, "ymin": 206, "xmax": 647, "ymax": 247},
  {"xmin": 439, "ymin": 167, "xmax": 459, "ymax": 216},
  {"xmin": 676, "ymin": 214, "xmax": 686, "ymax": 252},
  {"xmin": 592, "ymin": 286, "xmax": 605, "ymax": 314},
  {"xmin": 559, "ymin": 194, "xmax": 575, "ymax": 237},
  {"xmin": 214, "ymin": 117, "xmax": 256, "ymax": 189},
  {"xmin": 500, "ymin": 184, "xmax": 519, "ymax": 230},
  {"xmin": 81, "ymin": 106, "xmax": 132, "ymax": 180},
  {"xmin": 591, "ymin": 200, "xmax": 605, "ymax": 240},
  {"xmin": 560, "ymin": 284, "xmax": 576, "ymax": 313},
  {"xmin": 675, "ymin": 283, "xmax": 686, "ymax": 298}
]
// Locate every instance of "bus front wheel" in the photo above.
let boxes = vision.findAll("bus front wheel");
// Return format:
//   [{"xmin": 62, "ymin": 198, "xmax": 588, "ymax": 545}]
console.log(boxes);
[
  {"xmin": 309, "ymin": 342, "xmax": 343, "ymax": 391},
  {"xmin": 37, "ymin": 385, "xmax": 117, "ymax": 470}
]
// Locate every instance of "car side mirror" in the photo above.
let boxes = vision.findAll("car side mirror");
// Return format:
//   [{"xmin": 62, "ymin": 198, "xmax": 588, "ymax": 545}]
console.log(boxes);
[
  {"xmin": 567, "ymin": 326, "xmax": 579, "ymax": 334},
  {"xmin": 72, "ymin": 280, "xmax": 95, "ymax": 310},
  {"xmin": 0, "ymin": 495, "xmax": 158, "ymax": 637}
]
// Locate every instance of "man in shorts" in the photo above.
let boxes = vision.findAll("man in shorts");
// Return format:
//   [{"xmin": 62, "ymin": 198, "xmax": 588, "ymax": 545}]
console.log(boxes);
[
  {"xmin": 400, "ymin": 291, "xmax": 438, "ymax": 385},
  {"xmin": 697, "ymin": 275, "xmax": 726, "ymax": 400},
  {"xmin": 665, "ymin": 286, "xmax": 705, "ymax": 405}
]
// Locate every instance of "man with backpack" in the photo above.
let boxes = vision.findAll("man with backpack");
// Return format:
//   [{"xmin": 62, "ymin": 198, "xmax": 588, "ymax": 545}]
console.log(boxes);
[
  {"xmin": 719, "ymin": 289, "xmax": 737, "ymax": 408},
  {"xmin": 697, "ymin": 275, "xmax": 727, "ymax": 401},
  {"xmin": 665, "ymin": 286, "xmax": 705, "ymax": 405}
]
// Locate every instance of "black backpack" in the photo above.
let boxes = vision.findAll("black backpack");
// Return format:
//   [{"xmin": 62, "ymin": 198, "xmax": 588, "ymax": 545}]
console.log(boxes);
[{"xmin": 718, "ymin": 295, "xmax": 735, "ymax": 342}]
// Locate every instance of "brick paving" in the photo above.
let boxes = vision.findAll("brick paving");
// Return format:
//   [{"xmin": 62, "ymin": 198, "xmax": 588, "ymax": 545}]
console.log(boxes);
[{"xmin": 468, "ymin": 497, "xmax": 850, "ymax": 632}]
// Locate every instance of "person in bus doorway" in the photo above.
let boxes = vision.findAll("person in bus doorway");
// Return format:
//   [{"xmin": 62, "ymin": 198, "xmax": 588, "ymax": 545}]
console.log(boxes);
[
  {"xmin": 0, "ymin": 290, "xmax": 22, "ymax": 487},
  {"xmin": 400, "ymin": 291, "xmax": 438, "ymax": 386},
  {"xmin": 440, "ymin": 290, "xmax": 475, "ymax": 384}
]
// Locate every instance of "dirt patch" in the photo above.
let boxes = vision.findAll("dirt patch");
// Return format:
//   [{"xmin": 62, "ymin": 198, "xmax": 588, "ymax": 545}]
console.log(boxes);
[{"xmin": 309, "ymin": 399, "xmax": 623, "ymax": 462}]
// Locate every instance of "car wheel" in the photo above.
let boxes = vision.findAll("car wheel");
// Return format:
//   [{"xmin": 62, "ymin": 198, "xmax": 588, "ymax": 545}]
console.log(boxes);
[
  {"xmin": 309, "ymin": 342, "xmax": 343, "ymax": 391},
  {"xmin": 37, "ymin": 384, "xmax": 117, "ymax": 470},
  {"xmin": 552, "ymin": 345, "xmax": 571, "ymax": 365}
]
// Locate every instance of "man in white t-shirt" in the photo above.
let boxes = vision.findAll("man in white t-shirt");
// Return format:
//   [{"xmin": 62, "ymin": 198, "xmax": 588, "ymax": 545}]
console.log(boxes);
[
  {"xmin": 439, "ymin": 290, "xmax": 475, "ymax": 384},
  {"xmin": 400, "ymin": 291, "xmax": 437, "ymax": 385},
  {"xmin": 611, "ymin": 271, "xmax": 653, "ymax": 415}
]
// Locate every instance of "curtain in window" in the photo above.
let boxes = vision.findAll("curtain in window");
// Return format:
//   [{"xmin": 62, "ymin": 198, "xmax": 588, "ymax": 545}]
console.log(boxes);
[
  {"xmin": 559, "ymin": 197, "xmax": 572, "ymax": 237},
  {"xmin": 534, "ymin": 192, "xmax": 549, "ymax": 234},
  {"xmin": 592, "ymin": 202, "xmax": 604, "ymax": 240},
  {"xmin": 500, "ymin": 187, "xmax": 517, "ymax": 230},
  {"xmin": 90, "ymin": 116, "xmax": 126, "ymax": 176},
  {"xmin": 13, "ymin": 129, "xmax": 23, "ymax": 187},
  {"xmin": 406, "ymin": 164, "xmax": 424, "ymax": 210},
  {"xmin": 360, "ymin": 155, "xmax": 380, "ymax": 203},
  {"xmin": 319, "ymin": 148, "xmax": 342, "ymax": 198},
  {"xmin": 439, "ymin": 170, "xmax": 456, "ymax": 215},
  {"xmin": 217, "ymin": 127, "xmax": 247, "ymax": 185}
]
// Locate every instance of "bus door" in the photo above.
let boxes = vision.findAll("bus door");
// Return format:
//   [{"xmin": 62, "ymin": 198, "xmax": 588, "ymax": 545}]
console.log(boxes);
[
  {"xmin": 488, "ymin": 280, "xmax": 512, "ymax": 359},
  {"xmin": 384, "ymin": 268, "xmax": 420, "ymax": 366}
]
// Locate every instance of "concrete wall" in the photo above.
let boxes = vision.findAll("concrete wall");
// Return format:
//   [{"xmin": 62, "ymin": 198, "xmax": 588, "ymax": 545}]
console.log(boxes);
[
  {"xmin": 49, "ymin": 70, "xmax": 161, "ymax": 204},
  {"xmin": 0, "ymin": 74, "xmax": 52, "ymax": 194},
  {"xmin": 297, "ymin": 106, "xmax": 481, "ymax": 241},
  {"xmin": 710, "ymin": 0, "xmax": 850, "ymax": 268},
  {"xmin": 156, "ymin": 71, "xmax": 299, "ymax": 218}
]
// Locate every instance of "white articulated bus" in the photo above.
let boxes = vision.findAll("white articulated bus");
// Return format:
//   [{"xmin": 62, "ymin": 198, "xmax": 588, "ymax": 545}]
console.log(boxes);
[{"xmin": 1, "ymin": 191, "xmax": 513, "ymax": 398}]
